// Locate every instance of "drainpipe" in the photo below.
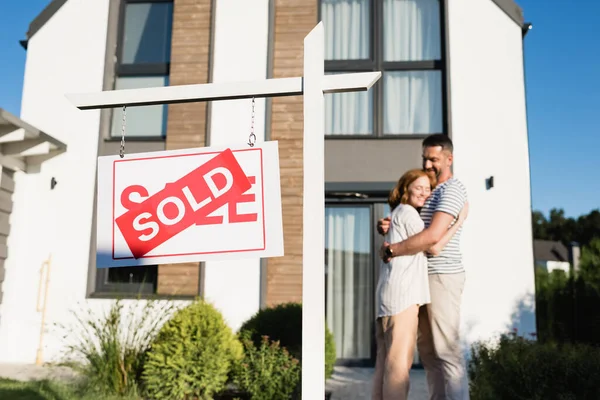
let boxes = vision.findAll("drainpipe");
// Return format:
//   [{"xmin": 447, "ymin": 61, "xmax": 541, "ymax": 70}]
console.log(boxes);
[{"xmin": 36, "ymin": 255, "xmax": 52, "ymax": 366}]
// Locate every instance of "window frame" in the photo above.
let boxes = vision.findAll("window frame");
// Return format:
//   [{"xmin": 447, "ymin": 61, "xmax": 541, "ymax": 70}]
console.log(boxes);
[
  {"xmin": 108, "ymin": 0, "xmax": 173, "ymax": 140},
  {"xmin": 318, "ymin": 0, "xmax": 448, "ymax": 138}
]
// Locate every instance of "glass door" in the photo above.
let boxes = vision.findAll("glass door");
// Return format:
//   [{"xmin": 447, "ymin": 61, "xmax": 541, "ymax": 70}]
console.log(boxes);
[
  {"xmin": 325, "ymin": 205, "xmax": 373, "ymax": 364},
  {"xmin": 324, "ymin": 200, "xmax": 422, "ymax": 367}
]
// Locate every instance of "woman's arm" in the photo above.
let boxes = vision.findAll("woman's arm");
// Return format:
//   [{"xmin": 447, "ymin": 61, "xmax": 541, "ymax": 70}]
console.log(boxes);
[{"xmin": 426, "ymin": 202, "xmax": 469, "ymax": 256}]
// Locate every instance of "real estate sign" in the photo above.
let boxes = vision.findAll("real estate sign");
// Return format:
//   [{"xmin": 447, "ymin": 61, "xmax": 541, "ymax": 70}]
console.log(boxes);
[{"xmin": 96, "ymin": 141, "xmax": 283, "ymax": 268}]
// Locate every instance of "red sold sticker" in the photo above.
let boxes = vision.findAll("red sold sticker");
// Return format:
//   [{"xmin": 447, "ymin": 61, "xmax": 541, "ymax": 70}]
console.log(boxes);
[{"xmin": 115, "ymin": 148, "xmax": 251, "ymax": 258}]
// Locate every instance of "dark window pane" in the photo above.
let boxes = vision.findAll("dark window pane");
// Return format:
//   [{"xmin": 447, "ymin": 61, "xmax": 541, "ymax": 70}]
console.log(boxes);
[
  {"xmin": 104, "ymin": 266, "xmax": 158, "ymax": 294},
  {"xmin": 322, "ymin": 0, "xmax": 370, "ymax": 60},
  {"xmin": 122, "ymin": 2, "xmax": 173, "ymax": 64},
  {"xmin": 107, "ymin": 266, "xmax": 158, "ymax": 285},
  {"xmin": 383, "ymin": 0, "xmax": 441, "ymax": 62},
  {"xmin": 383, "ymin": 70, "xmax": 442, "ymax": 134},
  {"xmin": 111, "ymin": 76, "xmax": 169, "ymax": 137}
]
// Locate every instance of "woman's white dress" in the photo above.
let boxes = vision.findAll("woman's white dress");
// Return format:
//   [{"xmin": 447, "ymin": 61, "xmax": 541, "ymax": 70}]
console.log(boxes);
[{"xmin": 375, "ymin": 204, "xmax": 431, "ymax": 318}]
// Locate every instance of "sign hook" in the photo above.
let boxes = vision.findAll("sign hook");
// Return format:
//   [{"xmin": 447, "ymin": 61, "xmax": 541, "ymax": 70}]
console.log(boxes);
[
  {"xmin": 248, "ymin": 97, "xmax": 256, "ymax": 147},
  {"xmin": 119, "ymin": 106, "xmax": 127, "ymax": 158}
]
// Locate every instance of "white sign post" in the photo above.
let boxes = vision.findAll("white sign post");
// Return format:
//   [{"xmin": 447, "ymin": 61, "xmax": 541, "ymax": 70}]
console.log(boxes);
[{"xmin": 67, "ymin": 22, "xmax": 381, "ymax": 400}]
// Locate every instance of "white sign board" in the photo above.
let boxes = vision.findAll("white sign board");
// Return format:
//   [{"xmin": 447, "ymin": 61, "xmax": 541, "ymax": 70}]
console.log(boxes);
[{"xmin": 96, "ymin": 141, "xmax": 283, "ymax": 268}]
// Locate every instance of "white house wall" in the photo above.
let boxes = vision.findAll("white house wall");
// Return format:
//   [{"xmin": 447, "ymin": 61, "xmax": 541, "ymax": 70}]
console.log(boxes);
[
  {"xmin": 0, "ymin": 0, "xmax": 272, "ymax": 364},
  {"xmin": 0, "ymin": 0, "xmax": 111, "ymax": 363},
  {"xmin": 447, "ymin": 0, "xmax": 536, "ymax": 345},
  {"xmin": 204, "ymin": 0, "xmax": 270, "ymax": 332}
]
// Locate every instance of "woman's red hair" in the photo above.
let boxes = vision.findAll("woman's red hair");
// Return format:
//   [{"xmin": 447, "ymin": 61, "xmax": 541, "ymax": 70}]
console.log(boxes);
[{"xmin": 388, "ymin": 169, "xmax": 436, "ymax": 210}]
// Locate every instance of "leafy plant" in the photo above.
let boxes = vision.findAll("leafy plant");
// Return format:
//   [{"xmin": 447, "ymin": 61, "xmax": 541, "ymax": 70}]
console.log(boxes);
[
  {"xmin": 468, "ymin": 331, "xmax": 600, "ymax": 400},
  {"xmin": 142, "ymin": 299, "xmax": 243, "ymax": 400},
  {"xmin": 324, "ymin": 326, "xmax": 336, "ymax": 379},
  {"xmin": 59, "ymin": 299, "xmax": 175, "ymax": 397},
  {"xmin": 230, "ymin": 333, "xmax": 301, "ymax": 400},
  {"xmin": 238, "ymin": 302, "xmax": 337, "ymax": 379},
  {"xmin": 239, "ymin": 303, "xmax": 302, "ymax": 358},
  {"xmin": 536, "ymin": 265, "xmax": 600, "ymax": 346}
]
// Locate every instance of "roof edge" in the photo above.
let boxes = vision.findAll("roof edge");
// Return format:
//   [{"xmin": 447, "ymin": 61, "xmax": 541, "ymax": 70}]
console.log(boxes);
[
  {"xmin": 25, "ymin": 0, "xmax": 525, "ymax": 46},
  {"xmin": 491, "ymin": 0, "xmax": 525, "ymax": 28},
  {"xmin": 26, "ymin": 0, "xmax": 69, "ymax": 41}
]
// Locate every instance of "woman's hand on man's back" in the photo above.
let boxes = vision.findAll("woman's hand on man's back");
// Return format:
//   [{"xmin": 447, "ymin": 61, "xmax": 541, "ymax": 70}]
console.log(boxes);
[{"xmin": 377, "ymin": 217, "xmax": 391, "ymax": 236}]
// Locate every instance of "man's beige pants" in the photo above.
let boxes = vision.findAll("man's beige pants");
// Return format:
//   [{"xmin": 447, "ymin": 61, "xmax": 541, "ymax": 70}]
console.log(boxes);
[{"xmin": 418, "ymin": 272, "xmax": 469, "ymax": 400}]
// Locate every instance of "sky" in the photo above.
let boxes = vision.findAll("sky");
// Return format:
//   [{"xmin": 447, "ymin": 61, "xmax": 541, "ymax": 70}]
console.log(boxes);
[{"xmin": 0, "ymin": 1, "xmax": 598, "ymax": 219}]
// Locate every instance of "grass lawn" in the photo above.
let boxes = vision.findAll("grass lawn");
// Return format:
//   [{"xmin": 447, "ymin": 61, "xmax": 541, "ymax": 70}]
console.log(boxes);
[{"xmin": 0, "ymin": 378, "xmax": 137, "ymax": 400}]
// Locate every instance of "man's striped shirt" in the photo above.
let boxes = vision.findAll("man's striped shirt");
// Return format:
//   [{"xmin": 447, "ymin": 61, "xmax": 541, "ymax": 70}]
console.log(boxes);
[{"xmin": 420, "ymin": 177, "xmax": 468, "ymax": 274}]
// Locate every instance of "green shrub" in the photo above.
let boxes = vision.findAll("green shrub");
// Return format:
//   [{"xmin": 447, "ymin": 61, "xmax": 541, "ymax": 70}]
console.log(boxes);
[
  {"xmin": 142, "ymin": 299, "xmax": 242, "ymax": 400},
  {"xmin": 230, "ymin": 333, "xmax": 301, "ymax": 400},
  {"xmin": 468, "ymin": 331, "xmax": 600, "ymax": 400},
  {"xmin": 238, "ymin": 302, "xmax": 337, "ymax": 380},
  {"xmin": 536, "ymin": 267, "xmax": 600, "ymax": 346},
  {"xmin": 59, "ymin": 299, "xmax": 174, "ymax": 397},
  {"xmin": 324, "ymin": 327, "xmax": 336, "ymax": 379},
  {"xmin": 239, "ymin": 303, "xmax": 302, "ymax": 358}
]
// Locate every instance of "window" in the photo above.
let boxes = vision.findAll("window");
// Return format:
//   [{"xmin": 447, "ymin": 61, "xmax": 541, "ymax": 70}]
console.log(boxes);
[
  {"xmin": 110, "ymin": 0, "xmax": 173, "ymax": 138},
  {"xmin": 320, "ymin": 0, "xmax": 445, "ymax": 136},
  {"xmin": 96, "ymin": 0, "xmax": 174, "ymax": 296}
]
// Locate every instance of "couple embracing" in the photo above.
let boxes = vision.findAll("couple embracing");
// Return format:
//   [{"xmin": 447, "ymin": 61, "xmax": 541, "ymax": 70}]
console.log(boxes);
[{"xmin": 372, "ymin": 134, "xmax": 469, "ymax": 400}]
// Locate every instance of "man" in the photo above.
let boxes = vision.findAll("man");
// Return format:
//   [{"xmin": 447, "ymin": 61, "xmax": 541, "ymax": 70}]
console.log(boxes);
[{"xmin": 377, "ymin": 134, "xmax": 469, "ymax": 400}]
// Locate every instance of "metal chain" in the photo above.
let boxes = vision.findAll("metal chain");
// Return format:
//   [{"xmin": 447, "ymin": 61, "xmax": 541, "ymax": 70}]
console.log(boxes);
[
  {"xmin": 248, "ymin": 98, "xmax": 256, "ymax": 147},
  {"xmin": 119, "ymin": 106, "xmax": 127, "ymax": 158}
]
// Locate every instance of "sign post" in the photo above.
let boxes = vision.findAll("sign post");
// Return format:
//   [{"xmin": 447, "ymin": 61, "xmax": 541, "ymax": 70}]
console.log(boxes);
[{"xmin": 67, "ymin": 22, "xmax": 381, "ymax": 400}]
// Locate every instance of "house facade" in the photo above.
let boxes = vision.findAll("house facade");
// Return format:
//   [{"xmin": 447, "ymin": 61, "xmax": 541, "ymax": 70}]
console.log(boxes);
[
  {"xmin": 534, "ymin": 239, "xmax": 581, "ymax": 275},
  {"xmin": 0, "ymin": 0, "xmax": 536, "ymax": 367}
]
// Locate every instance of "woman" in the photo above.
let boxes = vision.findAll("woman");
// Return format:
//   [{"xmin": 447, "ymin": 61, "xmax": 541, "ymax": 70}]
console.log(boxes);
[{"xmin": 372, "ymin": 169, "xmax": 468, "ymax": 400}]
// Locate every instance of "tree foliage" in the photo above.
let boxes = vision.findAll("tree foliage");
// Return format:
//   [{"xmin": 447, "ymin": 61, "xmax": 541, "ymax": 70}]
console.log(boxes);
[
  {"xmin": 533, "ymin": 208, "xmax": 600, "ymax": 347},
  {"xmin": 532, "ymin": 208, "xmax": 600, "ymax": 247}
]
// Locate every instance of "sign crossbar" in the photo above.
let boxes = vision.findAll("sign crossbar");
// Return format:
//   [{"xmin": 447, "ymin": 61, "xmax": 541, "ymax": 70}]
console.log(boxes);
[
  {"xmin": 66, "ymin": 22, "xmax": 381, "ymax": 400},
  {"xmin": 67, "ymin": 72, "xmax": 380, "ymax": 110}
]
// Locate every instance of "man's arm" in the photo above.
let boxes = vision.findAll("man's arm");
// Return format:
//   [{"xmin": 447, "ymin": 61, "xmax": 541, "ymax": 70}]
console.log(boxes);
[
  {"xmin": 381, "ymin": 181, "xmax": 467, "ymax": 262},
  {"xmin": 382, "ymin": 211, "xmax": 455, "ymax": 260},
  {"xmin": 427, "ymin": 202, "xmax": 469, "ymax": 256}
]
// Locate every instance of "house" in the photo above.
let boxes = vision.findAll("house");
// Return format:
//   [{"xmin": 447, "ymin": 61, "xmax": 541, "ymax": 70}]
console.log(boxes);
[
  {"xmin": 534, "ymin": 239, "xmax": 581, "ymax": 274},
  {"xmin": 0, "ymin": 0, "xmax": 536, "ymax": 368}
]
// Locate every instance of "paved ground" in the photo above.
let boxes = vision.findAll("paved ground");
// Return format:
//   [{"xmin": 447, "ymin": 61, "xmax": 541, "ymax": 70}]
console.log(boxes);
[
  {"xmin": 326, "ymin": 366, "xmax": 428, "ymax": 400},
  {"xmin": 0, "ymin": 363, "xmax": 429, "ymax": 399},
  {"xmin": 0, "ymin": 363, "xmax": 78, "ymax": 382}
]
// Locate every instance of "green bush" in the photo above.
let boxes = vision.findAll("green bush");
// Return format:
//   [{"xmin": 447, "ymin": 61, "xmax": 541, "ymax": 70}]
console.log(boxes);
[
  {"xmin": 324, "ymin": 327, "xmax": 336, "ymax": 379},
  {"xmin": 142, "ymin": 299, "xmax": 242, "ymax": 400},
  {"xmin": 536, "ymin": 260, "xmax": 600, "ymax": 346},
  {"xmin": 59, "ymin": 299, "xmax": 174, "ymax": 397},
  {"xmin": 238, "ymin": 302, "xmax": 337, "ymax": 379},
  {"xmin": 239, "ymin": 303, "xmax": 302, "ymax": 358},
  {"xmin": 230, "ymin": 333, "xmax": 301, "ymax": 400},
  {"xmin": 468, "ymin": 332, "xmax": 600, "ymax": 400}
]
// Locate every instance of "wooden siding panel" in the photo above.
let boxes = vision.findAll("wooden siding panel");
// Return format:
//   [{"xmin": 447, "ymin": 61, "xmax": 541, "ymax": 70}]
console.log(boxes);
[{"xmin": 265, "ymin": 0, "xmax": 317, "ymax": 306}]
